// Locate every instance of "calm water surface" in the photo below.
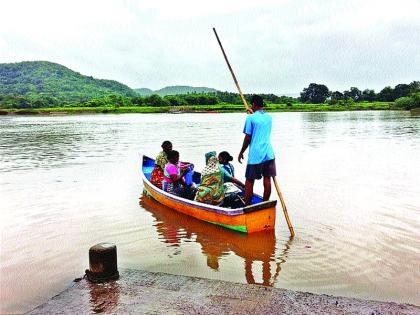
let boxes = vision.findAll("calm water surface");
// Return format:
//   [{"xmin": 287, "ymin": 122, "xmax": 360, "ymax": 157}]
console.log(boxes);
[{"xmin": 1, "ymin": 111, "xmax": 419, "ymax": 313}]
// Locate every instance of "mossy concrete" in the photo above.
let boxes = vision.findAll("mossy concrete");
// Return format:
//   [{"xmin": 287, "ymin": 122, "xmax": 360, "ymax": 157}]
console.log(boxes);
[{"xmin": 27, "ymin": 269, "xmax": 420, "ymax": 314}]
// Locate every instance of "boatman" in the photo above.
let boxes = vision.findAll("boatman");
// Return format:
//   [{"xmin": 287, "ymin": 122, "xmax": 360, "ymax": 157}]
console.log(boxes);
[{"xmin": 238, "ymin": 95, "xmax": 276, "ymax": 205}]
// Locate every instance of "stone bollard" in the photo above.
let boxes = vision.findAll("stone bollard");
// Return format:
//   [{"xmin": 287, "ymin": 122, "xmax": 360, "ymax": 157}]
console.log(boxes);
[{"xmin": 85, "ymin": 242, "xmax": 119, "ymax": 283}]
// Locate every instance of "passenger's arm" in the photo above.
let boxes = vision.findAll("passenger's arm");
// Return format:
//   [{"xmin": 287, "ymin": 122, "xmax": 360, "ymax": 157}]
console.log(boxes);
[
  {"xmin": 169, "ymin": 169, "xmax": 188, "ymax": 183},
  {"xmin": 167, "ymin": 164, "xmax": 187, "ymax": 183},
  {"xmin": 231, "ymin": 177, "xmax": 245, "ymax": 188},
  {"xmin": 180, "ymin": 162, "xmax": 194, "ymax": 170}
]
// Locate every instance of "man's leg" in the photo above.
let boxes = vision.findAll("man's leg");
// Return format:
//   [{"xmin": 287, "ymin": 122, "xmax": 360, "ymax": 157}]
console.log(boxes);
[
  {"xmin": 244, "ymin": 179, "xmax": 254, "ymax": 205},
  {"xmin": 262, "ymin": 159, "xmax": 276, "ymax": 201},
  {"xmin": 263, "ymin": 176, "xmax": 271, "ymax": 201}
]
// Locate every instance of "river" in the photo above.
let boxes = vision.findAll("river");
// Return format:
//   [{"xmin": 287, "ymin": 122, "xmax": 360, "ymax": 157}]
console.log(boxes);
[{"xmin": 1, "ymin": 111, "xmax": 419, "ymax": 313}]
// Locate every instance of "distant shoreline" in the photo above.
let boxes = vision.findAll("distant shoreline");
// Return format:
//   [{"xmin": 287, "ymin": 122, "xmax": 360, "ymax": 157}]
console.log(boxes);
[{"xmin": 0, "ymin": 102, "xmax": 404, "ymax": 115}]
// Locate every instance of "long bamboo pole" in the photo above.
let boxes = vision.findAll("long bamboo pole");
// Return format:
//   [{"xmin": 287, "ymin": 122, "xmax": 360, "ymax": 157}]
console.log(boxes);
[
  {"xmin": 213, "ymin": 27, "xmax": 295, "ymax": 237},
  {"xmin": 212, "ymin": 28, "xmax": 251, "ymax": 112},
  {"xmin": 273, "ymin": 177, "xmax": 295, "ymax": 237}
]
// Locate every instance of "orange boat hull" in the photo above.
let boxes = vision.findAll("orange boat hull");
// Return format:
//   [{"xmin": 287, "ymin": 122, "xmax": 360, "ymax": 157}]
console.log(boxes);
[{"xmin": 143, "ymin": 180, "xmax": 276, "ymax": 233}]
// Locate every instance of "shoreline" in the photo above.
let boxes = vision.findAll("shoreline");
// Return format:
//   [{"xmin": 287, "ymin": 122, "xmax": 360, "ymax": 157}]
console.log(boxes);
[{"xmin": 0, "ymin": 102, "xmax": 404, "ymax": 115}]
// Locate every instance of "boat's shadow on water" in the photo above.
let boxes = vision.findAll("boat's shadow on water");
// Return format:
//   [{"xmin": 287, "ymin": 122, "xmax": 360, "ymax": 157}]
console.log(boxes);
[{"xmin": 140, "ymin": 195, "xmax": 293, "ymax": 287}]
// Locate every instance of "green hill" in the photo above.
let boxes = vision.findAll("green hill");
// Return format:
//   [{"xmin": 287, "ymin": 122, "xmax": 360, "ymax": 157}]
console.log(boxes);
[
  {"xmin": 134, "ymin": 88, "xmax": 154, "ymax": 96},
  {"xmin": 135, "ymin": 85, "xmax": 218, "ymax": 96},
  {"xmin": 0, "ymin": 61, "xmax": 136, "ymax": 101}
]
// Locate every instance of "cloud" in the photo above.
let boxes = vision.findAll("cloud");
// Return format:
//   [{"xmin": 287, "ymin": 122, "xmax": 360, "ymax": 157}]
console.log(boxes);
[{"xmin": 0, "ymin": 0, "xmax": 419, "ymax": 94}]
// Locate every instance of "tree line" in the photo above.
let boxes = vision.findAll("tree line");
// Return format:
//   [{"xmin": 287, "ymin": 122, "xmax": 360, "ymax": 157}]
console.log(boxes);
[
  {"xmin": 0, "ymin": 92, "xmax": 296, "ymax": 109},
  {"xmin": 300, "ymin": 81, "xmax": 420, "ymax": 108},
  {"xmin": 0, "ymin": 93, "xmax": 219, "ymax": 109},
  {"xmin": 1, "ymin": 82, "xmax": 419, "ymax": 110}
]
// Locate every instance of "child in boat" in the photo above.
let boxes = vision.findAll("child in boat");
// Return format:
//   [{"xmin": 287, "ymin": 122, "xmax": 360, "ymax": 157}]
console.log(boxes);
[
  {"xmin": 218, "ymin": 151, "xmax": 245, "ymax": 188},
  {"xmin": 151, "ymin": 140, "xmax": 172, "ymax": 189},
  {"xmin": 162, "ymin": 150, "xmax": 194, "ymax": 197}
]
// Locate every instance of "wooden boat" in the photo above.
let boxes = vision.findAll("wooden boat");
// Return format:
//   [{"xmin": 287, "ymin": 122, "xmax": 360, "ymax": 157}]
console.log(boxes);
[{"xmin": 141, "ymin": 155, "xmax": 276, "ymax": 233}]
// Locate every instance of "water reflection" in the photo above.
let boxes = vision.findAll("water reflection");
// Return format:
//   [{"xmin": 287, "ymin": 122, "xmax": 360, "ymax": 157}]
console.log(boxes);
[
  {"xmin": 410, "ymin": 108, "xmax": 420, "ymax": 117},
  {"xmin": 140, "ymin": 196, "xmax": 292, "ymax": 286},
  {"xmin": 300, "ymin": 112, "xmax": 330, "ymax": 148}
]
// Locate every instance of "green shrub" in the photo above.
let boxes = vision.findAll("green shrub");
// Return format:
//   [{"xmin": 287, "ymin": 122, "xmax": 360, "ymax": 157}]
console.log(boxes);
[
  {"xmin": 395, "ymin": 93, "xmax": 420, "ymax": 110},
  {"xmin": 395, "ymin": 97, "xmax": 414, "ymax": 110}
]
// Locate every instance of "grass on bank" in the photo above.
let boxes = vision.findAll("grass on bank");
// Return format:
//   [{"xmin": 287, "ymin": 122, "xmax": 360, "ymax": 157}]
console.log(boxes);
[{"xmin": 0, "ymin": 102, "xmax": 399, "ymax": 115}]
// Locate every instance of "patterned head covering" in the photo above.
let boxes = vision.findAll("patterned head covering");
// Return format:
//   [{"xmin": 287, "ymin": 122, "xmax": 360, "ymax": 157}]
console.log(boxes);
[
  {"xmin": 202, "ymin": 155, "xmax": 220, "ymax": 177},
  {"xmin": 205, "ymin": 151, "xmax": 216, "ymax": 163},
  {"xmin": 155, "ymin": 150, "xmax": 169, "ymax": 169}
]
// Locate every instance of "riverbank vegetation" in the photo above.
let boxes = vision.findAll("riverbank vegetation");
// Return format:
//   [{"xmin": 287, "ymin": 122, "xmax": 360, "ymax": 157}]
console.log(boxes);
[
  {"xmin": 1, "ymin": 61, "xmax": 419, "ymax": 113},
  {"xmin": 0, "ymin": 101, "xmax": 400, "ymax": 115},
  {"xmin": 299, "ymin": 82, "xmax": 420, "ymax": 110},
  {"xmin": 0, "ymin": 88, "xmax": 417, "ymax": 114}
]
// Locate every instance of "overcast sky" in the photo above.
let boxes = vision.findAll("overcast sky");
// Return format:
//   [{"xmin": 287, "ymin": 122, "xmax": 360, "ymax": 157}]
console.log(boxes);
[{"xmin": 1, "ymin": 0, "xmax": 419, "ymax": 94}]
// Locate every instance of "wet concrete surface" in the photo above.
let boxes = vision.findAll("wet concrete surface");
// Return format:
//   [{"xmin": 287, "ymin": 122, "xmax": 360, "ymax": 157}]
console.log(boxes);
[{"xmin": 27, "ymin": 269, "xmax": 420, "ymax": 314}]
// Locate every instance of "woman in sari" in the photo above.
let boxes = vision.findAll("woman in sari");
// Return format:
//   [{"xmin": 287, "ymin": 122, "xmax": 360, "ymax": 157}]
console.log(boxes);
[
  {"xmin": 150, "ymin": 140, "xmax": 172, "ymax": 189},
  {"xmin": 194, "ymin": 151, "xmax": 225, "ymax": 206}
]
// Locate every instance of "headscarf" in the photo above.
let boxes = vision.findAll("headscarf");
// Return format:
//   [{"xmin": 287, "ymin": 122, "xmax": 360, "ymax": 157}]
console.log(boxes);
[
  {"xmin": 202, "ymin": 155, "xmax": 220, "ymax": 177},
  {"xmin": 205, "ymin": 151, "xmax": 216, "ymax": 163},
  {"xmin": 155, "ymin": 150, "xmax": 168, "ymax": 169},
  {"xmin": 195, "ymin": 152, "xmax": 225, "ymax": 206}
]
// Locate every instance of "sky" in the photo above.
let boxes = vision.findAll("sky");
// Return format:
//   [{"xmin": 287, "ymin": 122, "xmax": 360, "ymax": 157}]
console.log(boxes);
[{"xmin": 0, "ymin": 0, "xmax": 419, "ymax": 94}]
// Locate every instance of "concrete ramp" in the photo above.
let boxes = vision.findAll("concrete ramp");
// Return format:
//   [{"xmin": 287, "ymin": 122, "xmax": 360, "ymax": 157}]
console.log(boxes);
[{"xmin": 27, "ymin": 269, "xmax": 419, "ymax": 314}]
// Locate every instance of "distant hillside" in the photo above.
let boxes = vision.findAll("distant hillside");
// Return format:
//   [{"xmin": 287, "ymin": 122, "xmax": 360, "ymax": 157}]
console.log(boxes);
[
  {"xmin": 134, "ymin": 88, "xmax": 154, "ymax": 96},
  {"xmin": 0, "ymin": 61, "xmax": 136, "ymax": 101},
  {"xmin": 135, "ymin": 85, "xmax": 218, "ymax": 96}
]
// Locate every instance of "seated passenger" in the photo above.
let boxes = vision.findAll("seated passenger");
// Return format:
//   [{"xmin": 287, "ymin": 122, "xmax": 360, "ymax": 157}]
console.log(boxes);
[
  {"xmin": 194, "ymin": 151, "xmax": 225, "ymax": 206},
  {"xmin": 218, "ymin": 151, "xmax": 245, "ymax": 188},
  {"xmin": 218, "ymin": 151, "xmax": 246, "ymax": 208},
  {"xmin": 162, "ymin": 150, "xmax": 194, "ymax": 197},
  {"xmin": 151, "ymin": 140, "xmax": 172, "ymax": 189}
]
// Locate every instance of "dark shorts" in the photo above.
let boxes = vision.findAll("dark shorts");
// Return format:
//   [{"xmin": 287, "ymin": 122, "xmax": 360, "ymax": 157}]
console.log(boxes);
[{"xmin": 245, "ymin": 159, "xmax": 276, "ymax": 180}]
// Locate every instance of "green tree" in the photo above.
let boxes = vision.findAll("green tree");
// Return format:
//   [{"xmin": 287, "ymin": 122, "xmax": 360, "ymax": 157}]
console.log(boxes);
[
  {"xmin": 394, "ymin": 84, "xmax": 411, "ymax": 99},
  {"xmin": 216, "ymin": 91, "xmax": 242, "ymax": 104},
  {"xmin": 378, "ymin": 86, "xmax": 394, "ymax": 101},
  {"xmin": 361, "ymin": 89, "xmax": 376, "ymax": 102},
  {"xmin": 132, "ymin": 96, "xmax": 145, "ymax": 106},
  {"xmin": 300, "ymin": 83, "xmax": 330, "ymax": 103},
  {"xmin": 144, "ymin": 94, "xmax": 168, "ymax": 107},
  {"xmin": 409, "ymin": 81, "xmax": 420, "ymax": 93},
  {"xmin": 330, "ymin": 91, "xmax": 344, "ymax": 101},
  {"xmin": 349, "ymin": 87, "xmax": 362, "ymax": 101}
]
